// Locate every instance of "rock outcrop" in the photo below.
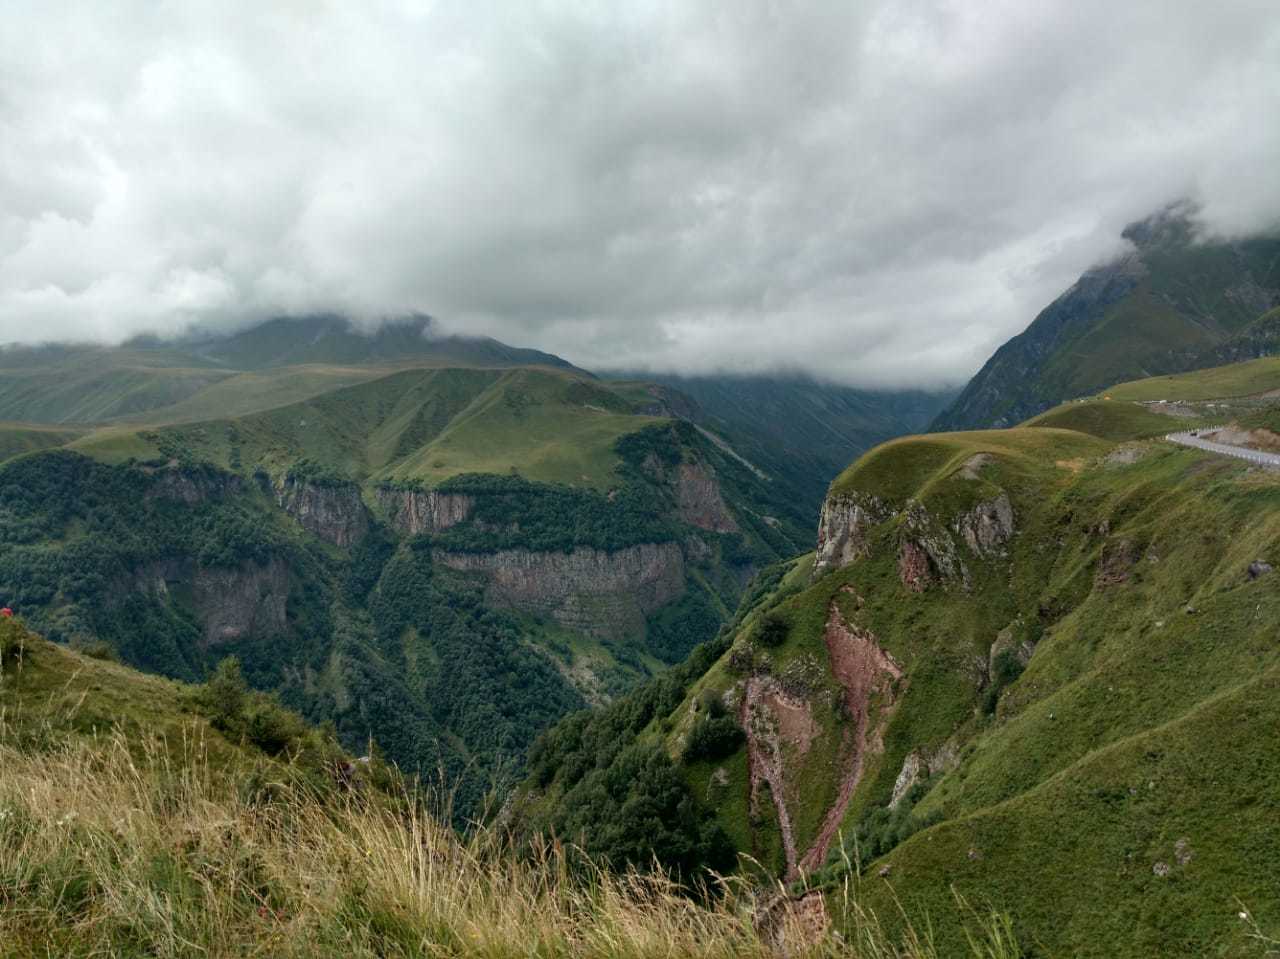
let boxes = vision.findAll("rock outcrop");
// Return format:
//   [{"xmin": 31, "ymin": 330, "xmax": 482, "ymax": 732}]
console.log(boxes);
[
  {"xmin": 814, "ymin": 493, "xmax": 890, "ymax": 574},
  {"xmin": 674, "ymin": 462, "xmax": 739, "ymax": 533},
  {"xmin": 146, "ymin": 467, "xmax": 243, "ymax": 505},
  {"xmin": 275, "ymin": 478, "xmax": 369, "ymax": 547},
  {"xmin": 435, "ymin": 542, "xmax": 685, "ymax": 640},
  {"xmin": 954, "ymin": 493, "xmax": 1015, "ymax": 556},
  {"xmin": 131, "ymin": 557, "xmax": 289, "ymax": 646},
  {"xmin": 374, "ymin": 487, "xmax": 474, "ymax": 536}
]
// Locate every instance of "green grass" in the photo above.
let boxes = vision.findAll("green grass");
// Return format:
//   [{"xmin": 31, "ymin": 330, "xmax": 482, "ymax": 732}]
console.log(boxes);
[
  {"xmin": 0, "ymin": 356, "xmax": 234, "ymax": 424},
  {"xmin": 1106, "ymin": 356, "xmax": 1280, "ymax": 402},
  {"xmin": 73, "ymin": 366, "xmax": 666, "ymax": 490},
  {"xmin": 1021, "ymin": 398, "xmax": 1212, "ymax": 440},
  {"xmin": 109, "ymin": 363, "xmax": 397, "ymax": 425},
  {"xmin": 0, "ymin": 422, "xmax": 86, "ymax": 463},
  {"xmin": 828, "ymin": 428, "xmax": 1107, "ymax": 502}
]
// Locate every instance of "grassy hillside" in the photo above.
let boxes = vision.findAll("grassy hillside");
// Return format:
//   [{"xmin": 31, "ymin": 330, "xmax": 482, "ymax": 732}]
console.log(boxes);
[
  {"xmin": 0, "ymin": 422, "xmax": 87, "ymax": 463},
  {"xmin": 524, "ymin": 358, "xmax": 1280, "ymax": 956},
  {"xmin": 1, "ymin": 618, "xmax": 1022, "ymax": 958},
  {"xmin": 932, "ymin": 207, "xmax": 1280, "ymax": 430},
  {"xmin": 0, "ymin": 316, "xmax": 576, "ymax": 429},
  {"xmin": 1106, "ymin": 355, "xmax": 1280, "ymax": 402}
]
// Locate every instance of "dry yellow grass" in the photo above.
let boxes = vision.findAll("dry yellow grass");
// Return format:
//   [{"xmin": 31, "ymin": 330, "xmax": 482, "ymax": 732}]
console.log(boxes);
[{"xmin": 0, "ymin": 727, "xmax": 1019, "ymax": 958}]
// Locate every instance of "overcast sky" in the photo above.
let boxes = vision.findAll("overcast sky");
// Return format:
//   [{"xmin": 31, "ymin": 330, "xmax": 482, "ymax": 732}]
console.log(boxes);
[{"xmin": 2, "ymin": 1, "xmax": 1278, "ymax": 388}]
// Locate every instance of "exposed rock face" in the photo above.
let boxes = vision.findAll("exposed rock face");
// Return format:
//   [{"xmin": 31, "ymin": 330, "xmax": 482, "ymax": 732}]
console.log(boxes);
[
  {"xmin": 132, "ymin": 557, "xmax": 289, "ymax": 646},
  {"xmin": 739, "ymin": 675, "xmax": 813, "ymax": 875},
  {"xmin": 955, "ymin": 493, "xmax": 1015, "ymax": 556},
  {"xmin": 901, "ymin": 502, "xmax": 966, "ymax": 586},
  {"xmin": 374, "ymin": 487, "xmax": 474, "ymax": 536},
  {"xmin": 798, "ymin": 604, "xmax": 903, "ymax": 873},
  {"xmin": 738, "ymin": 600, "xmax": 903, "ymax": 881},
  {"xmin": 674, "ymin": 462, "xmax": 739, "ymax": 533},
  {"xmin": 898, "ymin": 540, "xmax": 932, "ymax": 592},
  {"xmin": 814, "ymin": 493, "xmax": 891, "ymax": 574},
  {"xmin": 275, "ymin": 478, "xmax": 369, "ymax": 547},
  {"xmin": 889, "ymin": 743, "xmax": 959, "ymax": 808},
  {"xmin": 435, "ymin": 542, "xmax": 685, "ymax": 640},
  {"xmin": 146, "ymin": 468, "xmax": 242, "ymax": 505}
]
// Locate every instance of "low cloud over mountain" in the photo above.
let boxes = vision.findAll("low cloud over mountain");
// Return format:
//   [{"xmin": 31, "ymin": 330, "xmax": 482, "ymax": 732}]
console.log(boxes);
[{"xmin": 2, "ymin": 1, "xmax": 1278, "ymax": 387}]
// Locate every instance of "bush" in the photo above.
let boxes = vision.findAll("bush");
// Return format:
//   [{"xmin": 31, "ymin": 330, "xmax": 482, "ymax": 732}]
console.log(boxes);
[
  {"xmin": 683, "ymin": 715, "xmax": 744, "ymax": 762},
  {"xmin": 755, "ymin": 612, "xmax": 789, "ymax": 648}
]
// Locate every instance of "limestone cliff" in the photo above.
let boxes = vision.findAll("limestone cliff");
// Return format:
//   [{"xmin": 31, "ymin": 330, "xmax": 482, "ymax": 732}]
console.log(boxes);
[
  {"xmin": 435, "ymin": 542, "xmax": 685, "ymax": 640},
  {"xmin": 673, "ymin": 462, "xmax": 739, "ymax": 533},
  {"xmin": 145, "ymin": 467, "xmax": 243, "ymax": 505},
  {"xmin": 374, "ymin": 486, "xmax": 474, "ymax": 536},
  {"xmin": 275, "ymin": 477, "xmax": 369, "ymax": 547},
  {"xmin": 814, "ymin": 493, "xmax": 890, "ymax": 574}
]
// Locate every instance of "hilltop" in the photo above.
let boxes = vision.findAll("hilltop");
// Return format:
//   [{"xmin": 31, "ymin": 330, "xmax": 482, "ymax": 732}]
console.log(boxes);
[
  {"xmin": 521, "ymin": 356, "xmax": 1280, "ymax": 956},
  {"xmin": 932, "ymin": 206, "xmax": 1280, "ymax": 431}
]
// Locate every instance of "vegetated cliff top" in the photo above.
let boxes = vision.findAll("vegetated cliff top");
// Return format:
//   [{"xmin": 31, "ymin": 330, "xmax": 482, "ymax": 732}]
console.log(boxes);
[
  {"xmin": 931, "ymin": 206, "xmax": 1280, "ymax": 432},
  {"xmin": 524, "ymin": 356, "xmax": 1280, "ymax": 955}
]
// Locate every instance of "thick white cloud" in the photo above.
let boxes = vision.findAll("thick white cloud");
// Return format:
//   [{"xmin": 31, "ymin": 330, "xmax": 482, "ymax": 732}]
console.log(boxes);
[{"xmin": 1, "ymin": 0, "xmax": 1277, "ymax": 386}]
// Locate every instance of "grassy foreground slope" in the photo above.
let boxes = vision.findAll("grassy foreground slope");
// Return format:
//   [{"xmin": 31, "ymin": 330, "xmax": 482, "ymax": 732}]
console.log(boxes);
[
  {"xmin": 1, "ymin": 618, "xmax": 1021, "ymax": 958},
  {"xmin": 524, "ymin": 359, "xmax": 1280, "ymax": 956}
]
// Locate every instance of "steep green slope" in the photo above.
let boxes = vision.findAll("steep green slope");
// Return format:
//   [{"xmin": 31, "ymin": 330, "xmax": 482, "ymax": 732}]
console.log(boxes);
[
  {"xmin": 933, "ymin": 207, "xmax": 1280, "ymax": 430},
  {"xmin": 524, "ymin": 359, "xmax": 1280, "ymax": 955}
]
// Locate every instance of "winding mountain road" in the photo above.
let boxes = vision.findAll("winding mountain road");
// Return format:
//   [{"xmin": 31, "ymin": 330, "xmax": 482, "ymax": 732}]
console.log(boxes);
[{"xmin": 1166, "ymin": 427, "xmax": 1280, "ymax": 468}]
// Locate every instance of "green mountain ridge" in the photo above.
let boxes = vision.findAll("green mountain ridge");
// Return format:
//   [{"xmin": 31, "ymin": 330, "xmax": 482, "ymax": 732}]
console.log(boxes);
[
  {"xmin": 932, "ymin": 206, "xmax": 1280, "ymax": 431},
  {"xmin": 521, "ymin": 356, "xmax": 1280, "ymax": 956}
]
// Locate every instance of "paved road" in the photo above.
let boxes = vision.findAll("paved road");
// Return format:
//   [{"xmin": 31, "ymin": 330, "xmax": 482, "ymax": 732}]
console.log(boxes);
[{"xmin": 1166, "ymin": 427, "xmax": 1280, "ymax": 468}]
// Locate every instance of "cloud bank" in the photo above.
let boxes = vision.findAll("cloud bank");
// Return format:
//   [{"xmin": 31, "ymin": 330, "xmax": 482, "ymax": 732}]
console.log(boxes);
[{"xmin": 1, "ymin": 1, "xmax": 1278, "ymax": 387}]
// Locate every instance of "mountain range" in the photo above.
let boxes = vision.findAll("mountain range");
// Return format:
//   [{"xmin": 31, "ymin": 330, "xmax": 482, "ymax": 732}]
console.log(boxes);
[{"xmin": 932, "ymin": 205, "xmax": 1280, "ymax": 431}]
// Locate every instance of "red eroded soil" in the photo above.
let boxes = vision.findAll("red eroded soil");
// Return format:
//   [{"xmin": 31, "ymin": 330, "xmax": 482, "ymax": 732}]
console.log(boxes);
[{"xmin": 796, "ymin": 602, "xmax": 903, "ymax": 873}]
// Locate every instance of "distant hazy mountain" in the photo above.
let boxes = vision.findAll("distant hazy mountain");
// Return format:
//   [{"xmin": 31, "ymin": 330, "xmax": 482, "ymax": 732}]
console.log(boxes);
[
  {"xmin": 0, "ymin": 315, "xmax": 577, "ymax": 425},
  {"xmin": 179, "ymin": 314, "xmax": 577, "ymax": 372},
  {"xmin": 609, "ymin": 371, "xmax": 955, "ymax": 512},
  {"xmin": 932, "ymin": 206, "xmax": 1280, "ymax": 431}
]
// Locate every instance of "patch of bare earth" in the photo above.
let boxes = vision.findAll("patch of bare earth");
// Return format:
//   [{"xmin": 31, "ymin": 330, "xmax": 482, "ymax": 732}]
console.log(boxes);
[
  {"xmin": 796, "ymin": 603, "xmax": 903, "ymax": 875},
  {"xmin": 740, "ymin": 676, "xmax": 815, "ymax": 877}
]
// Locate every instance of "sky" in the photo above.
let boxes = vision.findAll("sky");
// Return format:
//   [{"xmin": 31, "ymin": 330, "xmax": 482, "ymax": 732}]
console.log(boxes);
[{"xmin": 1, "ymin": 1, "xmax": 1278, "ymax": 389}]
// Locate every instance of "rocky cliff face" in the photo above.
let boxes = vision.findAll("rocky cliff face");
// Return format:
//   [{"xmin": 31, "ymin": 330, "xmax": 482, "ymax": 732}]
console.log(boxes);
[
  {"xmin": 131, "ymin": 556, "xmax": 289, "ymax": 646},
  {"xmin": 146, "ymin": 467, "xmax": 243, "ymax": 505},
  {"xmin": 374, "ymin": 487, "xmax": 474, "ymax": 536},
  {"xmin": 275, "ymin": 477, "xmax": 369, "ymax": 547},
  {"xmin": 816, "ymin": 484, "xmax": 1014, "ymax": 588},
  {"xmin": 673, "ymin": 462, "xmax": 739, "ymax": 533},
  {"xmin": 814, "ymin": 493, "xmax": 890, "ymax": 574},
  {"xmin": 435, "ymin": 542, "xmax": 685, "ymax": 640}
]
